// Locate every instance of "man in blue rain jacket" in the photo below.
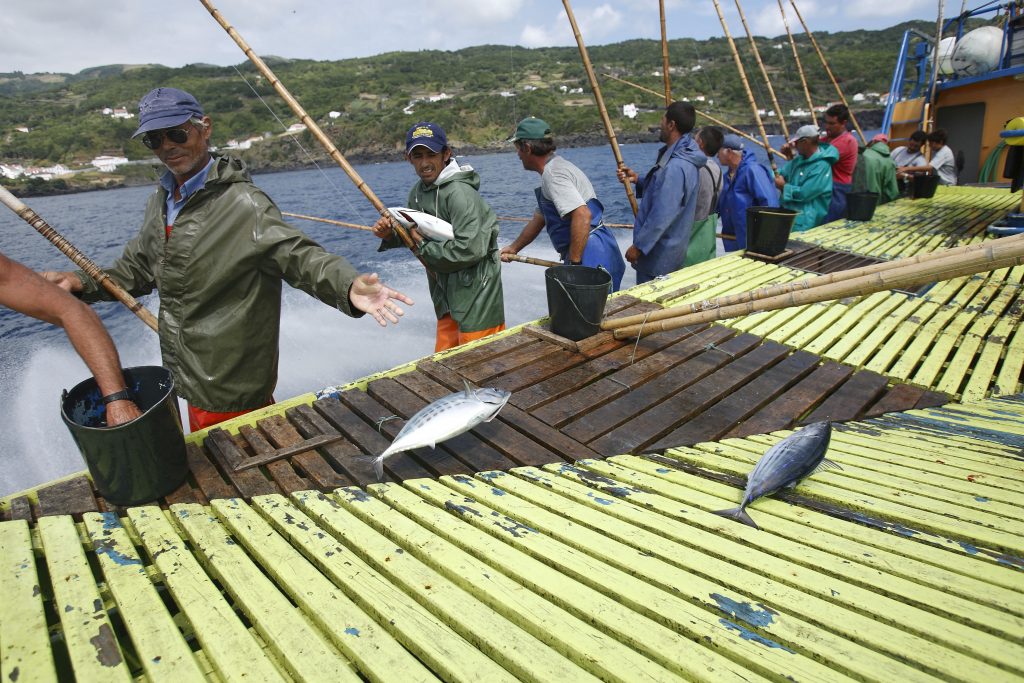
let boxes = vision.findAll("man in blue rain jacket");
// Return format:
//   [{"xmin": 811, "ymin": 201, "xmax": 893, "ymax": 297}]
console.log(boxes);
[
  {"xmin": 617, "ymin": 102, "xmax": 706, "ymax": 283},
  {"xmin": 717, "ymin": 134, "xmax": 779, "ymax": 252}
]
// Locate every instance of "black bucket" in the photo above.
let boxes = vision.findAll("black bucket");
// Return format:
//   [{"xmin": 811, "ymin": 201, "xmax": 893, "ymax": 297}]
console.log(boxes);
[
  {"xmin": 61, "ymin": 366, "xmax": 187, "ymax": 506},
  {"xmin": 847, "ymin": 192, "xmax": 879, "ymax": 221},
  {"xmin": 746, "ymin": 206, "xmax": 798, "ymax": 256},
  {"xmin": 545, "ymin": 265, "xmax": 611, "ymax": 341},
  {"xmin": 911, "ymin": 173, "xmax": 939, "ymax": 199}
]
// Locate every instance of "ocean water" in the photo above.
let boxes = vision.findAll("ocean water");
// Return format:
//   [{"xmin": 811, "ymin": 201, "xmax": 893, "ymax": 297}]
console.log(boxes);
[{"xmin": 7, "ymin": 141, "xmax": 749, "ymax": 496}]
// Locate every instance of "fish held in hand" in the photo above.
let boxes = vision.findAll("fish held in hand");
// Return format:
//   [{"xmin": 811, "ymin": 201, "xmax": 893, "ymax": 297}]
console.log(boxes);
[
  {"xmin": 373, "ymin": 380, "xmax": 511, "ymax": 481},
  {"xmin": 714, "ymin": 421, "xmax": 839, "ymax": 530},
  {"xmin": 387, "ymin": 207, "xmax": 455, "ymax": 241}
]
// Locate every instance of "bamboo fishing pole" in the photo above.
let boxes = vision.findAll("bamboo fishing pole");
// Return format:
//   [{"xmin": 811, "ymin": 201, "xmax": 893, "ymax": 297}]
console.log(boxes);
[
  {"xmin": 603, "ymin": 233, "xmax": 1024, "ymax": 331},
  {"xmin": 733, "ymin": 0, "xmax": 789, "ymax": 140},
  {"xmin": 0, "ymin": 185, "xmax": 159, "ymax": 332},
  {"xmin": 788, "ymin": 0, "xmax": 865, "ymax": 143},
  {"xmin": 925, "ymin": 0, "xmax": 946, "ymax": 133},
  {"xmin": 610, "ymin": 239, "xmax": 1024, "ymax": 339},
  {"xmin": 505, "ymin": 254, "xmax": 562, "ymax": 268},
  {"xmin": 659, "ymin": 0, "xmax": 672, "ymax": 107},
  {"xmin": 198, "ymin": 0, "xmax": 426, "ymax": 268},
  {"xmin": 561, "ymin": 0, "xmax": 639, "ymax": 216},
  {"xmin": 602, "ymin": 73, "xmax": 789, "ymax": 160},
  {"xmin": 281, "ymin": 211, "xmax": 373, "ymax": 231},
  {"xmin": 777, "ymin": 0, "xmax": 816, "ymax": 123},
  {"xmin": 497, "ymin": 215, "xmax": 634, "ymax": 229},
  {"xmin": 709, "ymin": 0, "xmax": 779, "ymax": 172}
]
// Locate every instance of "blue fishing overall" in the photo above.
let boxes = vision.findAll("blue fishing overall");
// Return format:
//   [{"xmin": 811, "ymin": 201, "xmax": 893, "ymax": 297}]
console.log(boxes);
[{"xmin": 535, "ymin": 190, "xmax": 626, "ymax": 291}]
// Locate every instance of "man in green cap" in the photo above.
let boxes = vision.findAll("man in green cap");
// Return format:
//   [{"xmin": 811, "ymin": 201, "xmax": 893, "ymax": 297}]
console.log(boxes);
[{"xmin": 500, "ymin": 117, "xmax": 625, "ymax": 290}]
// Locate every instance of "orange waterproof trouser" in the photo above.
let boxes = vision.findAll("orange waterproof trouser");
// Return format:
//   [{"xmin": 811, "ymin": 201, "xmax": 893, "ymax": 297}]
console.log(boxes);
[
  {"xmin": 188, "ymin": 399, "xmax": 273, "ymax": 432},
  {"xmin": 435, "ymin": 314, "xmax": 505, "ymax": 353}
]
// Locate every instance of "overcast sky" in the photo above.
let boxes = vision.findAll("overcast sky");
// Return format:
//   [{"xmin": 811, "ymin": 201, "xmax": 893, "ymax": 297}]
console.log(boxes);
[{"xmin": 3, "ymin": 0, "xmax": 939, "ymax": 74}]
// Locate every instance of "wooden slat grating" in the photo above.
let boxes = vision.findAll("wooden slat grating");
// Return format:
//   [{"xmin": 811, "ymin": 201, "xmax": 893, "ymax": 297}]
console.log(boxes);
[{"xmin": 3, "ymin": 393, "xmax": 1023, "ymax": 681}]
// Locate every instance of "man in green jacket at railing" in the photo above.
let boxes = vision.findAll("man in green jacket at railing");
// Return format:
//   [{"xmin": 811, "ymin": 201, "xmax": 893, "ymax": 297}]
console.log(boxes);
[
  {"xmin": 775, "ymin": 125, "xmax": 838, "ymax": 232},
  {"xmin": 42, "ymin": 87, "xmax": 413, "ymax": 432},
  {"xmin": 852, "ymin": 134, "xmax": 900, "ymax": 205}
]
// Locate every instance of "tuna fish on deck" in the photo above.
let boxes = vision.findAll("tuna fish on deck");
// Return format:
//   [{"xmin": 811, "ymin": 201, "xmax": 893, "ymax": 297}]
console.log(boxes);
[
  {"xmin": 714, "ymin": 421, "xmax": 839, "ymax": 530},
  {"xmin": 373, "ymin": 380, "xmax": 511, "ymax": 480}
]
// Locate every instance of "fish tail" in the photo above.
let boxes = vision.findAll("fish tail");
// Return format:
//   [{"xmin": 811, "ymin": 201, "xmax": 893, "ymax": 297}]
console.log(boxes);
[
  {"xmin": 373, "ymin": 454, "xmax": 386, "ymax": 482},
  {"xmin": 712, "ymin": 506, "xmax": 760, "ymax": 530}
]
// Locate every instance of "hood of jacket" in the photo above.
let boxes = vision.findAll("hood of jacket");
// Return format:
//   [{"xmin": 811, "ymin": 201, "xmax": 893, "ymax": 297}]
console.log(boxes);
[
  {"xmin": 672, "ymin": 133, "xmax": 707, "ymax": 170},
  {"xmin": 865, "ymin": 141, "xmax": 892, "ymax": 158},
  {"xmin": 425, "ymin": 157, "xmax": 481, "ymax": 192},
  {"xmin": 801, "ymin": 142, "xmax": 839, "ymax": 169}
]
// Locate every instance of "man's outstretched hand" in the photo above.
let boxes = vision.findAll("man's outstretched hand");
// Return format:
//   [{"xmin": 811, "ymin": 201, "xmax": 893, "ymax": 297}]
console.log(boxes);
[{"xmin": 349, "ymin": 273, "xmax": 413, "ymax": 326}]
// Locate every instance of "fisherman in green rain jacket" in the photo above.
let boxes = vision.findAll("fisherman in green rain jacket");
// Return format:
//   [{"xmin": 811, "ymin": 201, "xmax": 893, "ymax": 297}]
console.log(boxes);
[{"xmin": 775, "ymin": 124, "xmax": 839, "ymax": 232}]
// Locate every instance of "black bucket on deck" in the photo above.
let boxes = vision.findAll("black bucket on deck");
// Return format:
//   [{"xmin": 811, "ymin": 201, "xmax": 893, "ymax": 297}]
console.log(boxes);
[
  {"xmin": 846, "ymin": 192, "xmax": 879, "ymax": 221},
  {"xmin": 61, "ymin": 366, "xmax": 187, "ymax": 506},
  {"xmin": 746, "ymin": 206, "xmax": 798, "ymax": 256},
  {"xmin": 911, "ymin": 173, "xmax": 939, "ymax": 199},
  {"xmin": 545, "ymin": 265, "xmax": 611, "ymax": 341}
]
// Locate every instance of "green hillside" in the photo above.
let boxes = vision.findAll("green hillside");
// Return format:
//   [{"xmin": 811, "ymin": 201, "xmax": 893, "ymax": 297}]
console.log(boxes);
[{"xmin": 0, "ymin": 20, "xmax": 926, "ymax": 187}]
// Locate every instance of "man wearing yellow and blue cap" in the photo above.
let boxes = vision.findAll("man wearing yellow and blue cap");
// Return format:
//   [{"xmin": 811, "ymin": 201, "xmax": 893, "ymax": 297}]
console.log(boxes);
[
  {"xmin": 43, "ymin": 87, "xmax": 413, "ymax": 431},
  {"xmin": 501, "ymin": 117, "xmax": 625, "ymax": 290},
  {"xmin": 373, "ymin": 121, "xmax": 505, "ymax": 352}
]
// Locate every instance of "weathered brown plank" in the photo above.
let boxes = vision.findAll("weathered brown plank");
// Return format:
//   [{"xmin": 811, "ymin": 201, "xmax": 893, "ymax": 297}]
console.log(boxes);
[
  {"xmin": 35, "ymin": 475, "xmax": 98, "ymax": 518},
  {"xmin": 440, "ymin": 331, "xmax": 531, "ymax": 371},
  {"xmin": 459, "ymin": 339, "xmax": 559, "ymax": 384},
  {"xmin": 651, "ymin": 349, "xmax": 821, "ymax": 449},
  {"xmin": 286, "ymin": 403, "xmax": 371, "ymax": 487},
  {"xmin": 414, "ymin": 360, "xmax": 596, "ymax": 462},
  {"xmin": 366, "ymin": 377, "xmax": 517, "ymax": 472},
  {"xmin": 510, "ymin": 324, "xmax": 698, "ymax": 411},
  {"xmin": 343, "ymin": 384, "xmax": 474, "ymax": 478},
  {"xmin": 801, "ymin": 370, "xmax": 891, "ymax": 424},
  {"xmin": 204, "ymin": 429, "xmax": 280, "ymax": 498},
  {"xmin": 915, "ymin": 390, "xmax": 952, "ymax": 409},
  {"xmin": 238, "ymin": 424, "xmax": 310, "ymax": 493},
  {"xmin": 312, "ymin": 394, "xmax": 434, "ymax": 482},
  {"xmin": 391, "ymin": 369, "xmax": 571, "ymax": 466},
  {"xmin": 863, "ymin": 383, "xmax": 929, "ymax": 418},
  {"xmin": 162, "ymin": 478, "xmax": 199, "ymax": 505},
  {"xmin": 489, "ymin": 349, "xmax": 589, "ymax": 394},
  {"xmin": 591, "ymin": 336, "xmax": 784, "ymax": 456},
  {"xmin": 727, "ymin": 361, "xmax": 855, "ymax": 438},
  {"xmin": 5, "ymin": 496, "xmax": 33, "ymax": 522},
  {"xmin": 559, "ymin": 326, "xmax": 742, "ymax": 440},
  {"xmin": 257, "ymin": 414, "xmax": 350, "ymax": 490},
  {"xmin": 185, "ymin": 442, "xmax": 237, "ymax": 501},
  {"xmin": 535, "ymin": 324, "xmax": 731, "ymax": 429}
]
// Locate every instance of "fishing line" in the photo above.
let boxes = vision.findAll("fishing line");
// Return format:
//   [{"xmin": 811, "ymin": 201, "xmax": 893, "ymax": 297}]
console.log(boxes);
[
  {"xmin": 375, "ymin": 414, "xmax": 400, "ymax": 432},
  {"xmin": 629, "ymin": 309, "xmax": 654, "ymax": 365},
  {"xmin": 231, "ymin": 65, "xmax": 374, "ymax": 225}
]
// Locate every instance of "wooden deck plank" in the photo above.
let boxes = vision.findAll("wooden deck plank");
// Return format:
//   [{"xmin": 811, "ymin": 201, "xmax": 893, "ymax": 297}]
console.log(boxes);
[
  {"xmin": 342, "ymin": 384, "xmax": 475, "ymax": 478},
  {"xmin": 312, "ymin": 396, "xmax": 434, "ymax": 482},
  {"xmin": 488, "ymin": 348, "xmax": 589, "ymax": 394},
  {"xmin": 257, "ymin": 414, "xmax": 350, "ymax": 490},
  {"xmin": 650, "ymin": 349, "xmax": 820, "ymax": 449},
  {"xmin": 128, "ymin": 506, "xmax": 289, "ymax": 683},
  {"xmin": 383, "ymin": 372, "xmax": 563, "ymax": 468},
  {"xmin": 439, "ymin": 331, "xmax": 532, "ymax": 371},
  {"xmin": 0, "ymin": 520, "xmax": 57, "ymax": 681},
  {"xmin": 331, "ymin": 485, "xmax": 688, "ymax": 683},
  {"xmin": 237, "ymin": 424, "xmax": 310, "ymax": 493},
  {"xmin": 911, "ymin": 279, "xmax": 999, "ymax": 387},
  {"xmin": 994, "ymin": 308, "xmax": 1024, "ymax": 396},
  {"xmin": 727, "ymin": 362, "xmax": 854, "ymax": 438},
  {"xmin": 36, "ymin": 515, "xmax": 132, "ymax": 681},
  {"xmin": 82, "ymin": 512, "xmax": 205, "ymax": 682},
  {"xmin": 963, "ymin": 315, "xmax": 1019, "ymax": 401},
  {"xmin": 582, "ymin": 333, "xmax": 768, "ymax": 455},
  {"xmin": 863, "ymin": 383, "xmax": 928, "ymax": 418},
  {"xmin": 535, "ymin": 325, "xmax": 732, "ymax": 429},
  {"xmin": 535, "ymin": 463, "xmax": 1024, "ymax": 669},
  {"xmin": 261, "ymin": 492, "xmax": 520, "ymax": 683},
  {"xmin": 183, "ymin": 442, "xmax": 236, "ymax": 502},
  {"xmin": 415, "ymin": 360, "xmax": 599, "ymax": 463},
  {"xmin": 212, "ymin": 497, "xmax": 437, "ymax": 683},
  {"xmin": 5, "ymin": 496, "xmax": 33, "ymax": 522},
  {"xmin": 35, "ymin": 475, "xmax": 98, "ymax": 518},
  {"xmin": 442, "ymin": 472, "xmax": 935, "ymax": 683},
  {"xmin": 458, "ymin": 339, "xmax": 551, "ymax": 384},
  {"xmin": 285, "ymin": 403, "xmax": 367, "ymax": 486},
  {"xmin": 203, "ymin": 429, "xmax": 280, "ymax": 498},
  {"xmin": 802, "ymin": 370, "xmax": 890, "ymax": 424},
  {"xmin": 171, "ymin": 503, "xmax": 359, "ymax": 682}
]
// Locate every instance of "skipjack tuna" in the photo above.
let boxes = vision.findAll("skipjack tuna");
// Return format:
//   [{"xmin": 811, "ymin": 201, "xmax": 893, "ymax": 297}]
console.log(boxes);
[
  {"xmin": 387, "ymin": 207, "xmax": 455, "ymax": 241},
  {"xmin": 374, "ymin": 380, "xmax": 511, "ymax": 481},
  {"xmin": 714, "ymin": 421, "xmax": 840, "ymax": 530}
]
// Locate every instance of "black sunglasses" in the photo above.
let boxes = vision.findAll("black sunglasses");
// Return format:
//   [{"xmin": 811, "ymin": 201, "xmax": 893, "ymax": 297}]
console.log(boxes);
[{"xmin": 141, "ymin": 126, "xmax": 193, "ymax": 150}]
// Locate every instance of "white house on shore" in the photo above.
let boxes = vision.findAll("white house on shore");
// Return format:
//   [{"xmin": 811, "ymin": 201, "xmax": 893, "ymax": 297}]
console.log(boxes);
[{"xmin": 91, "ymin": 155, "xmax": 129, "ymax": 172}]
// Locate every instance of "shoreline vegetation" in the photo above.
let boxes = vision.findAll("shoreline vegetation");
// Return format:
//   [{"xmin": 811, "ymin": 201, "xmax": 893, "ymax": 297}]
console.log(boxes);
[{"xmin": 1, "ymin": 21, "xmax": 905, "ymax": 198}]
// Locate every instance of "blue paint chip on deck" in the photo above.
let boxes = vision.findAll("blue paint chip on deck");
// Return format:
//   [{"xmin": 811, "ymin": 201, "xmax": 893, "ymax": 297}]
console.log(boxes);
[
  {"xmin": 719, "ymin": 619, "xmax": 795, "ymax": 653},
  {"xmin": 345, "ymin": 627, "xmax": 360, "ymax": 637},
  {"xmin": 490, "ymin": 488, "xmax": 506, "ymax": 496},
  {"xmin": 959, "ymin": 541, "xmax": 980, "ymax": 555},
  {"xmin": 656, "ymin": 468, "xmax": 671, "ymax": 473},
  {"xmin": 100, "ymin": 512, "xmax": 120, "ymax": 530},
  {"xmin": 711, "ymin": 593, "xmax": 777, "ymax": 628},
  {"xmin": 974, "ymin": 496, "xmax": 990, "ymax": 502},
  {"xmin": 586, "ymin": 492, "xmax": 613, "ymax": 505},
  {"xmin": 93, "ymin": 540, "xmax": 141, "ymax": 567}
]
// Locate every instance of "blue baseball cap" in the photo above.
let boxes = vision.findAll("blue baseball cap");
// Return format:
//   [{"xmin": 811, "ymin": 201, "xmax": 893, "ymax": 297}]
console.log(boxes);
[
  {"xmin": 721, "ymin": 134, "xmax": 744, "ymax": 151},
  {"xmin": 132, "ymin": 87, "xmax": 204, "ymax": 138},
  {"xmin": 405, "ymin": 122, "xmax": 448, "ymax": 153}
]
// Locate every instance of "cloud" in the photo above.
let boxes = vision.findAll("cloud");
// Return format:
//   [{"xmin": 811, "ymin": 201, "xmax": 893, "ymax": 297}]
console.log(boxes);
[{"xmin": 520, "ymin": 3, "xmax": 622, "ymax": 48}]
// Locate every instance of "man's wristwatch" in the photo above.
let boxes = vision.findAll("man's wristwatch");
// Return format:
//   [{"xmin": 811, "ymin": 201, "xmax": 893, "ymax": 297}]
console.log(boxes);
[{"xmin": 102, "ymin": 388, "xmax": 133, "ymax": 405}]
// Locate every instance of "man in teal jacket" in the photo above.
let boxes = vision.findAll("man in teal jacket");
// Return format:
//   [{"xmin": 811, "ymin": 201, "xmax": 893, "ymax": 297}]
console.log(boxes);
[
  {"xmin": 44, "ymin": 87, "xmax": 413, "ymax": 431},
  {"xmin": 852, "ymin": 134, "xmax": 899, "ymax": 204},
  {"xmin": 775, "ymin": 125, "xmax": 838, "ymax": 232},
  {"xmin": 374, "ymin": 122, "xmax": 505, "ymax": 352}
]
